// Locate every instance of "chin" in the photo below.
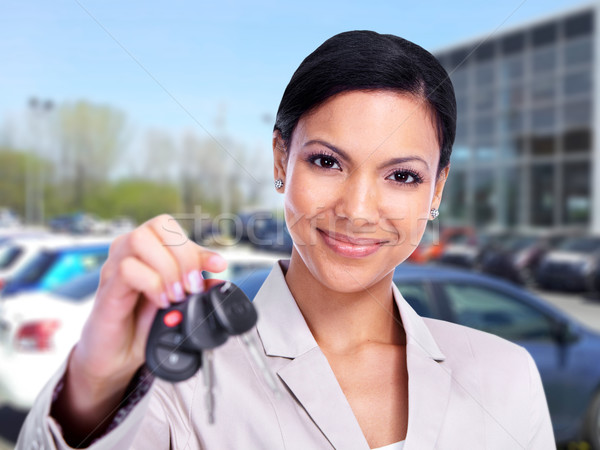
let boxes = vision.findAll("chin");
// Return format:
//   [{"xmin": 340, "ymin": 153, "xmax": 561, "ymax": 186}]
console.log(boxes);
[{"xmin": 296, "ymin": 245, "xmax": 398, "ymax": 294}]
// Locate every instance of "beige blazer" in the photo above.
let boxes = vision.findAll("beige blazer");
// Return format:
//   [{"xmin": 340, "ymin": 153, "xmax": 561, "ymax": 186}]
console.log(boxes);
[{"xmin": 17, "ymin": 260, "xmax": 555, "ymax": 449}]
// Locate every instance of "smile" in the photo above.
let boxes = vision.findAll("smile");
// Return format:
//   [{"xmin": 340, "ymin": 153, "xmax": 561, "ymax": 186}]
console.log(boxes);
[{"xmin": 317, "ymin": 229, "xmax": 388, "ymax": 258}]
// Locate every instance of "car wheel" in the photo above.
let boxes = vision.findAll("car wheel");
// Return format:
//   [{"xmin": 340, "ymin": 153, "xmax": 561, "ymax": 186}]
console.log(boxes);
[{"xmin": 585, "ymin": 390, "xmax": 600, "ymax": 449}]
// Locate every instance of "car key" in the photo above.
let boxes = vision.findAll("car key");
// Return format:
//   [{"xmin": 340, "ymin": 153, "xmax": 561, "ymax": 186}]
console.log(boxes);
[
  {"xmin": 146, "ymin": 301, "xmax": 202, "ymax": 382},
  {"xmin": 202, "ymin": 350, "xmax": 216, "ymax": 424}
]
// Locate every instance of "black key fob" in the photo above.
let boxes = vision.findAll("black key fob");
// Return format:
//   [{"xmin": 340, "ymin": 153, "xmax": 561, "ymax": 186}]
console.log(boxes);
[
  {"xmin": 209, "ymin": 282, "xmax": 258, "ymax": 335},
  {"xmin": 145, "ymin": 301, "xmax": 202, "ymax": 382},
  {"xmin": 145, "ymin": 281, "xmax": 257, "ymax": 383}
]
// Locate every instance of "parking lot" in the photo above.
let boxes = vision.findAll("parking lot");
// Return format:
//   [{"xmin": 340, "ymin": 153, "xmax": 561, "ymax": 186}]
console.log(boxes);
[{"xmin": 1, "ymin": 287, "xmax": 600, "ymax": 449}]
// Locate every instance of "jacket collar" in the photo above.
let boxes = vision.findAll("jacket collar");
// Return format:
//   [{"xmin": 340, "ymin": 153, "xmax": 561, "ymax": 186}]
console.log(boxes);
[
  {"xmin": 254, "ymin": 259, "xmax": 445, "ymax": 362},
  {"xmin": 254, "ymin": 260, "xmax": 452, "ymax": 450}
]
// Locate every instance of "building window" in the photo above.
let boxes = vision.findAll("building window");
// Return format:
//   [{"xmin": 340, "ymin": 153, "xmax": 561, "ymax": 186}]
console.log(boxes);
[
  {"xmin": 474, "ymin": 168, "xmax": 496, "ymax": 226},
  {"xmin": 532, "ymin": 47, "xmax": 557, "ymax": 73},
  {"xmin": 562, "ymin": 162, "xmax": 590, "ymax": 224},
  {"xmin": 474, "ymin": 41, "xmax": 496, "ymax": 62},
  {"xmin": 501, "ymin": 32, "xmax": 526, "ymax": 56},
  {"xmin": 563, "ymin": 70, "xmax": 592, "ymax": 97},
  {"xmin": 445, "ymin": 169, "xmax": 468, "ymax": 221},
  {"xmin": 455, "ymin": 119, "xmax": 469, "ymax": 144},
  {"xmin": 563, "ymin": 100, "xmax": 592, "ymax": 128},
  {"xmin": 475, "ymin": 63, "xmax": 495, "ymax": 86},
  {"xmin": 501, "ymin": 56, "xmax": 525, "ymax": 83},
  {"xmin": 531, "ymin": 106, "xmax": 556, "ymax": 132},
  {"xmin": 503, "ymin": 165, "xmax": 522, "ymax": 226},
  {"xmin": 502, "ymin": 111, "xmax": 524, "ymax": 135},
  {"xmin": 449, "ymin": 47, "xmax": 471, "ymax": 71},
  {"xmin": 451, "ymin": 68, "xmax": 468, "ymax": 92},
  {"xmin": 564, "ymin": 11, "xmax": 594, "ymax": 39},
  {"xmin": 531, "ymin": 76, "xmax": 555, "ymax": 103},
  {"xmin": 564, "ymin": 38, "xmax": 593, "ymax": 67},
  {"xmin": 563, "ymin": 128, "xmax": 591, "ymax": 154},
  {"xmin": 475, "ymin": 90, "xmax": 495, "ymax": 112},
  {"xmin": 531, "ymin": 135, "xmax": 556, "ymax": 156},
  {"xmin": 531, "ymin": 22, "xmax": 558, "ymax": 47},
  {"xmin": 530, "ymin": 164, "xmax": 555, "ymax": 226},
  {"xmin": 475, "ymin": 116, "xmax": 495, "ymax": 138},
  {"xmin": 451, "ymin": 144, "xmax": 470, "ymax": 163}
]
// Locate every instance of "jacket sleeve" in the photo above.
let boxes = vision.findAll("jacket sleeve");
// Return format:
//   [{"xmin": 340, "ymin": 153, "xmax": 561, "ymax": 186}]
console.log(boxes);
[
  {"xmin": 525, "ymin": 351, "xmax": 556, "ymax": 449},
  {"xmin": 15, "ymin": 358, "xmax": 170, "ymax": 450}
]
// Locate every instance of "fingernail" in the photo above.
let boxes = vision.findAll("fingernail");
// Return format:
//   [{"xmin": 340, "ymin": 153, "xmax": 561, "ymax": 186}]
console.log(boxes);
[
  {"xmin": 160, "ymin": 292, "xmax": 170, "ymax": 308},
  {"xmin": 188, "ymin": 270, "xmax": 204, "ymax": 294},
  {"xmin": 173, "ymin": 282, "xmax": 185, "ymax": 301}
]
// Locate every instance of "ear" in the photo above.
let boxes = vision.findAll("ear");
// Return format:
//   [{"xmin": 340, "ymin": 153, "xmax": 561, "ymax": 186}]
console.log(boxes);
[
  {"xmin": 272, "ymin": 130, "xmax": 288, "ymax": 192},
  {"xmin": 431, "ymin": 165, "xmax": 450, "ymax": 211}
]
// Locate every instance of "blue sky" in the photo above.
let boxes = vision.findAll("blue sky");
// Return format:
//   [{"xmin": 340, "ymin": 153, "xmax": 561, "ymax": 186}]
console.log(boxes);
[{"xmin": 1, "ymin": 0, "xmax": 589, "ymax": 156}]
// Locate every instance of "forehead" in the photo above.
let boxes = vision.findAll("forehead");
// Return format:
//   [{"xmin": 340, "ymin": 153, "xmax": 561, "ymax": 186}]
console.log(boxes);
[{"xmin": 291, "ymin": 90, "xmax": 439, "ymax": 164}]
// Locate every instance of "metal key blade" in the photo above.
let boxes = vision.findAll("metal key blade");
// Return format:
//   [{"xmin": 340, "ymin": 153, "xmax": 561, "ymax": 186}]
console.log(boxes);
[
  {"xmin": 202, "ymin": 350, "xmax": 216, "ymax": 424},
  {"xmin": 240, "ymin": 332, "xmax": 280, "ymax": 397}
]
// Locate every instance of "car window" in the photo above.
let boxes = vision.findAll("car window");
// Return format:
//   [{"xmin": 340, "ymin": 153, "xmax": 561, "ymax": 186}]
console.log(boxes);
[
  {"xmin": 394, "ymin": 282, "xmax": 435, "ymax": 318},
  {"xmin": 10, "ymin": 251, "xmax": 58, "ymax": 284},
  {"xmin": 440, "ymin": 283, "xmax": 554, "ymax": 341},
  {"xmin": 0, "ymin": 244, "xmax": 23, "ymax": 269},
  {"xmin": 40, "ymin": 249, "xmax": 108, "ymax": 290},
  {"xmin": 51, "ymin": 270, "xmax": 101, "ymax": 301}
]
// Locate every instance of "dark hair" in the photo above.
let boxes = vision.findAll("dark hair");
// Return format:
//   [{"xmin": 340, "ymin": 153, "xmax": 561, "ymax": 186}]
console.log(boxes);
[{"xmin": 274, "ymin": 30, "xmax": 456, "ymax": 174}]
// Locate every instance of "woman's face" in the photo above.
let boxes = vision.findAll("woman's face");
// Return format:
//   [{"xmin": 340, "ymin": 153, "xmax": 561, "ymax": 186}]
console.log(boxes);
[{"xmin": 273, "ymin": 90, "xmax": 449, "ymax": 293}]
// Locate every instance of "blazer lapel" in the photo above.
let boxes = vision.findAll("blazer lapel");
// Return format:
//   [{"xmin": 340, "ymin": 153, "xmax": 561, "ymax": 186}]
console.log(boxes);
[
  {"xmin": 254, "ymin": 261, "xmax": 453, "ymax": 450},
  {"xmin": 278, "ymin": 348, "xmax": 370, "ymax": 449},
  {"xmin": 393, "ymin": 285, "xmax": 453, "ymax": 450},
  {"xmin": 254, "ymin": 261, "xmax": 369, "ymax": 449}
]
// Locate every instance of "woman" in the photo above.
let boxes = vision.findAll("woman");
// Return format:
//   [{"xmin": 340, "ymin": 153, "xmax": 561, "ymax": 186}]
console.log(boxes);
[{"xmin": 18, "ymin": 31, "xmax": 553, "ymax": 449}]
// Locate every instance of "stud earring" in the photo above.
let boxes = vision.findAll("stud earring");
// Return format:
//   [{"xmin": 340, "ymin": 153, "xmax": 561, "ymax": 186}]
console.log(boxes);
[
  {"xmin": 430, "ymin": 208, "xmax": 439, "ymax": 220},
  {"xmin": 274, "ymin": 179, "xmax": 284, "ymax": 189}
]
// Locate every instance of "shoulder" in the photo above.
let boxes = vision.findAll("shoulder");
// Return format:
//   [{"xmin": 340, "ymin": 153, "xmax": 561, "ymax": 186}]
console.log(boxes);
[{"xmin": 422, "ymin": 317, "xmax": 532, "ymax": 373}]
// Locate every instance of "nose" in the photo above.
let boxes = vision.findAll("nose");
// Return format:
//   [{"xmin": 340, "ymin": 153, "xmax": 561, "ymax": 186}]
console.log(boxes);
[{"xmin": 334, "ymin": 171, "xmax": 381, "ymax": 226}]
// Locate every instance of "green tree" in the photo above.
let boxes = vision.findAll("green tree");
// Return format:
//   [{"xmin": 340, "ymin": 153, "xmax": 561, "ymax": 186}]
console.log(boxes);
[{"xmin": 58, "ymin": 101, "xmax": 129, "ymax": 210}]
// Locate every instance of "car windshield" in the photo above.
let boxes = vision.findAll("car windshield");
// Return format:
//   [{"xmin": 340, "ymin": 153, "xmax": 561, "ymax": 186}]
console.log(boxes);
[
  {"xmin": 0, "ymin": 244, "xmax": 23, "ymax": 269},
  {"xmin": 51, "ymin": 269, "xmax": 101, "ymax": 300},
  {"xmin": 5, "ymin": 246, "xmax": 108, "ymax": 290},
  {"xmin": 559, "ymin": 237, "xmax": 600, "ymax": 253},
  {"xmin": 506, "ymin": 236, "xmax": 537, "ymax": 252},
  {"xmin": 9, "ymin": 250, "xmax": 58, "ymax": 284}
]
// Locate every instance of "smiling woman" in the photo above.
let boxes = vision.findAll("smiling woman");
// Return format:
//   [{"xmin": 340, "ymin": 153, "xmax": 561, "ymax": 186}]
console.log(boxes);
[{"xmin": 18, "ymin": 31, "xmax": 554, "ymax": 450}]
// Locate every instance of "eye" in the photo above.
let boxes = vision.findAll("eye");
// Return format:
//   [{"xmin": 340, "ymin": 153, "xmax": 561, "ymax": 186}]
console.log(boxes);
[
  {"xmin": 387, "ymin": 170, "xmax": 423, "ymax": 185},
  {"xmin": 308, "ymin": 153, "xmax": 341, "ymax": 170}
]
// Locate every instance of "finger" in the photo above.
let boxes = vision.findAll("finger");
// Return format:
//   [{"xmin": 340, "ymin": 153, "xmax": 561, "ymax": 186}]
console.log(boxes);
[
  {"xmin": 118, "ymin": 256, "xmax": 170, "ymax": 310},
  {"xmin": 127, "ymin": 225, "xmax": 186, "ymax": 302},
  {"xmin": 147, "ymin": 215, "xmax": 228, "ymax": 294}
]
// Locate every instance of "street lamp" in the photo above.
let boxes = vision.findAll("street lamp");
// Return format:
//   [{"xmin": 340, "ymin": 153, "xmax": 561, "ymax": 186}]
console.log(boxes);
[{"xmin": 27, "ymin": 97, "xmax": 54, "ymax": 226}]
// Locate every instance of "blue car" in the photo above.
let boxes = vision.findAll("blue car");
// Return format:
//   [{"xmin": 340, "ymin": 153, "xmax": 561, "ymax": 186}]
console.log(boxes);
[
  {"xmin": 1, "ymin": 240, "xmax": 110, "ymax": 298},
  {"xmin": 233, "ymin": 263, "xmax": 600, "ymax": 448}
]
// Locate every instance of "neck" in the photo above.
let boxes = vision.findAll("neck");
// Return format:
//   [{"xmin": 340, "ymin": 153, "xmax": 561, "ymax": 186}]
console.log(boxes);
[{"xmin": 283, "ymin": 251, "xmax": 405, "ymax": 354}]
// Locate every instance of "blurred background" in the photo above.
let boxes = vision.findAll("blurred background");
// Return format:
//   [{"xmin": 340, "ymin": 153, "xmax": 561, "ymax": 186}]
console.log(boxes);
[{"xmin": 1, "ymin": 0, "xmax": 599, "ymax": 448}]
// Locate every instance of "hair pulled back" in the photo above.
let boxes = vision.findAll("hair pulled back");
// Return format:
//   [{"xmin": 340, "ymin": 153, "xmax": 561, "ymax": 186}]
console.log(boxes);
[{"xmin": 274, "ymin": 30, "xmax": 456, "ymax": 174}]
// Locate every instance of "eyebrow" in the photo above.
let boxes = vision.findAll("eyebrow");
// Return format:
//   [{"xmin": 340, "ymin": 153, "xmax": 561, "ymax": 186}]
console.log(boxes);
[{"xmin": 302, "ymin": 139, "xmax": 430, "ymax": 170}]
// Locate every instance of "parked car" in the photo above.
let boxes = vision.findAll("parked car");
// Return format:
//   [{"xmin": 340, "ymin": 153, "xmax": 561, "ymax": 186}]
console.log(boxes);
[
  {"xmin": 407, "ymin": 226, "xmax": 475, "ymax": 265},
  {"xmin": 0, "ymin": 234, "xmax": 63, "ymax": 291},
  {"xmin": 535, "ymin": 235, "xmax": 600, "ymax": 292},
  {"xmin": 438, "ymin": 230, "xmax": 512, "ymax": 269},
  {"xmin": 0, "ymin": 237, "xmax": 111, "ymax": 298},
  {"xmin": 0, "ymin": 269, "xmax": 100, "ymax": 409},
  {"xmin": 233, "ymin": 264, "xmax": 600, "ymax": 447},
  {"xmin": 480, "ymin": 232, "xmax": 570, "ymax": 286}
]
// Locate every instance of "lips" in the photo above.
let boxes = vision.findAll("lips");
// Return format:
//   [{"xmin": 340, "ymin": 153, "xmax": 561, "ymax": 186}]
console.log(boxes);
[{"xmin": 317, "ymin": 229, "xmax": 388, "ymax": 258}]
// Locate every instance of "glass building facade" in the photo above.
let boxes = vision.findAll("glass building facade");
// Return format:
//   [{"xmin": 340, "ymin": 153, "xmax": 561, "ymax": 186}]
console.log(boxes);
[{"xmin": 434, "ymin": 5, "xmax": 596, "ymax": 231}]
